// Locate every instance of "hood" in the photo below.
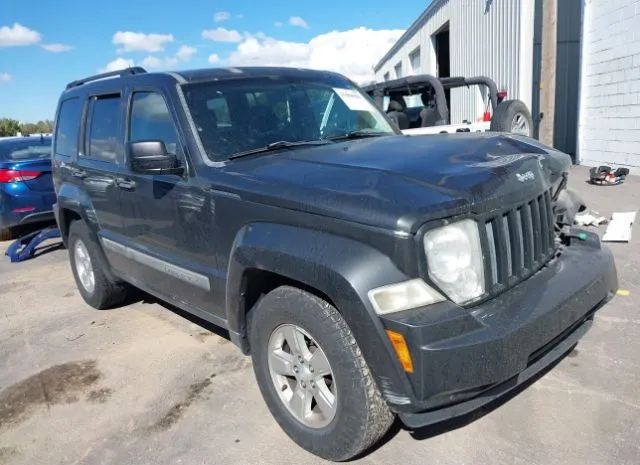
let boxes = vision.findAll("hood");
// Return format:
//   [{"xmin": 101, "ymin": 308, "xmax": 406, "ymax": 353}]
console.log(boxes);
[{"xmin": 218, "ymin": 133, "xmax": 571, "ymax": 233}]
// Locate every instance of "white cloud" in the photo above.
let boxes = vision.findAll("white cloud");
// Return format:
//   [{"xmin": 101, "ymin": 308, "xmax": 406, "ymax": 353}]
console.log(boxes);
[
  {"xmin": 289, "ymin": 16, "xmax": 309, "ymax": 29},
  {"xmin": 0, "ymin": 23, "xmax": 41, "ymax": 47},
  {"xmin": 112, "ymin": 31, "xmax": 174, "ymax": 53},
  {"xmin": 214, "ymin": 11, "xmax": 231, "ymax": 23},
  {"xmin": 208, "ymin": 53, "xmax": 220, "ymax": 64},
  {"xmin": 227, "ymin": 27, "xmax": 404, "ymax": 83},
  {"xmin": 202, "ymin": 27, "xmax": 242, "ymax": 43},
  {"xmin": 41, "ymin": 43, "xmax": 73, "ymax": 53},
  {"xmin": 176, "ymin": 45, "xmax": 197, "ymax": 61},
  {"xmin": 100, "ymin": 57, "xmax": 135, "ymax": 73},
  {"xmin": 274, "ymin": 21, "xmax": 283, "ymax": 28},
  {"xmin": 140, "ymin": 55, "xmax": 178, "ymax": 69},
  {"xmin": 0, "ymin": 72, "xmax": 12, "ymax": 83}
]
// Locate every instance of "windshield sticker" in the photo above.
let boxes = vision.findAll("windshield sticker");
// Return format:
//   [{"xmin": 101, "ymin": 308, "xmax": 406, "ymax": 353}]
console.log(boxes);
[{"xmin": 333, "ymin": 88, "xmax": 375, "ymax": 112}]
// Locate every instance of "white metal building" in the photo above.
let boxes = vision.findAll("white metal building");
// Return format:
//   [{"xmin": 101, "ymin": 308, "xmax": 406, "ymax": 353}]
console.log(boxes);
[
  {"xmin": 374, "ymin": 0, "xmax": 534, "ymax": 127},
  {"xmin": 374, "ymin": 0, "xmax": 640, "ymax": 169}
]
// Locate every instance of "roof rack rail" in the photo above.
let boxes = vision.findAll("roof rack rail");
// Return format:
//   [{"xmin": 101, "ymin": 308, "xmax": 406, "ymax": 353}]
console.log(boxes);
[{"xmin": 65, "ymin": 67, "xmax": 147, "ymax": 89}]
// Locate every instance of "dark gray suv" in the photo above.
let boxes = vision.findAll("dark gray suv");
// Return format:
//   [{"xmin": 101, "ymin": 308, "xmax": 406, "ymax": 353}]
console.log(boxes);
[{"xmin": 52, "ymin": 66, "xmax": 618, "ymax": 461}]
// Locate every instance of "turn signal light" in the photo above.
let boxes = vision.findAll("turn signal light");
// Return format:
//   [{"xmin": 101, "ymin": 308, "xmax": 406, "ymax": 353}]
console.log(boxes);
[{"xmin": 386, "ymin": 330, "xmax": 414, "ymax": 373}]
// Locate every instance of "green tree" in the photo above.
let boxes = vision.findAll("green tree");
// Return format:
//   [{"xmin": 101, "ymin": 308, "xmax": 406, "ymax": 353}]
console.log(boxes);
[
  {"xmin": 19, "ymin": 119, "xmax": 53, "ymax": 135},
  {"xmin": 0, "ymin": 118, "xmax": 21, "ymax": 137}
]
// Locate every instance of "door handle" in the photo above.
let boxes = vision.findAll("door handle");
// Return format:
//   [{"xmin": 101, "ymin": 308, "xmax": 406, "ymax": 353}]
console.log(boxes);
[
  {"xmin": 115, "ymin": 178, "xmax": 136, "ymax": 190},
  {"xmin": 70, "ymin": 168, "xmax": 88, "ymax": 179}
]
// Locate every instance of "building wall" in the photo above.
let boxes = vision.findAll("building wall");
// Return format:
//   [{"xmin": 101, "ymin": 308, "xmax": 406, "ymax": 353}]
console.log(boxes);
[
  {"xmin": 374, "ymin": 0, "xmax": 535, "ymax": 125},
  {"xmin": 578, "ymin": 0, "xmax": 640, "ymax": 168}
]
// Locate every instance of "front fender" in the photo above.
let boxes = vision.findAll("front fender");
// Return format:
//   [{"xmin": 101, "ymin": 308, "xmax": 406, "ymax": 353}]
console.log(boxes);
[{"xmin": 226, "ymin": 222, "xmax": 416, "ymax": 408}]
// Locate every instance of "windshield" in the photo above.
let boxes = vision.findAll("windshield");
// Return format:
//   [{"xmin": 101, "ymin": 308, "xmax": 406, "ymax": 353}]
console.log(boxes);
[
  {"xmin": 0, "ymin": 138, "xmax": 52, "ymax": 161},
  {"xmin": 182, "ymin": 76, "xmax": 396, "ymax": 161}
]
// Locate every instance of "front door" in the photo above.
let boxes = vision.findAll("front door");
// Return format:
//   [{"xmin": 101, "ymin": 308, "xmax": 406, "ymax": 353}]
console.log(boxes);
[{"xmin": 117, "ymin": 89, "xmax": 220, "ymax": 318}]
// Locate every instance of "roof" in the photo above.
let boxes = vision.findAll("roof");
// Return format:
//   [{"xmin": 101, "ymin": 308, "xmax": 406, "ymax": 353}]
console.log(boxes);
[
  {"xmin": 373, "ymin": 0, "xmax": 447, "ymax": 73},
  {"xmin": 174, "ymin": 66, "xmax": 347, "ymax": 83},
  {"xmin": 63, "ymin": 66, "xmax": 349, "ymax": 95}
]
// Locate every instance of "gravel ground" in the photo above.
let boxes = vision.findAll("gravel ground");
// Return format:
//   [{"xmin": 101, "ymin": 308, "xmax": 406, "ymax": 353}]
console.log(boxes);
[{"xmin": 0, "ymin": 165, "xmax": 638, "ymax": 465}]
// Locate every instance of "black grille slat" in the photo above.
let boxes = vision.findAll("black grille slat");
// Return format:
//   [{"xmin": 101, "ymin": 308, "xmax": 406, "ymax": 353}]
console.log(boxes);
[
  {"xmin": 485, "ymin": 221, "xmax": 498, "ymax": 286},
  {"xmin": 539, "ymin": 195, "xmax": 549, "ymax": 253},
  {"xmin": 544, "ymin": 191, "xmax": 555, "ymax": 250},
  {"xmin": 508, "ymin": 209, "xmax": 525, "ymax": 274},
  {"xmin": 501, "ymin": 215, "xmax": 513, "ymax": 279},
  {"xmin": 521, "ymin": 203, "xmax": 534, "ymax": 269},
  {"xmin": 482, "ymin": 189, "xmax": 556, "ymax": 297},
  {"xmin": 530, "ymin": 198, "xmax": 542, "ymax": 261}
]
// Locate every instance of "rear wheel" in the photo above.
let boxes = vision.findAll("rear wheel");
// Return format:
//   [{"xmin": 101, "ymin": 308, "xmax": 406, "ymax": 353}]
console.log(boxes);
[
  {"xmin": 68, "ymin": 220, "xmax": 130, "ymax": 309},
  {"xmin": 248, "ymin": 286, "xmax": 394, "ymax": 461},
  {"xmin": 490, "ymin": 99, "xmax": 533, "ymax": 136}
]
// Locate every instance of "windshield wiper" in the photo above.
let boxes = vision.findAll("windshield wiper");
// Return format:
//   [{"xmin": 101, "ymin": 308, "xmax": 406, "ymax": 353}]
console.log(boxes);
[
  {"xmin": 229, "ymin": 140, "xmax": 332, "ymax": 160},
  {"xmin": 325, "ymin": 130, "xmax": 391, "ymax": 141}
]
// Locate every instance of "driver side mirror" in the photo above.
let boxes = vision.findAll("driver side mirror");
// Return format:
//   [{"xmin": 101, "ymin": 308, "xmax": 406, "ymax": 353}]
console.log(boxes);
[{"xmin": 127, "ymin": 140, "xmax": 184, "ymax": 176}]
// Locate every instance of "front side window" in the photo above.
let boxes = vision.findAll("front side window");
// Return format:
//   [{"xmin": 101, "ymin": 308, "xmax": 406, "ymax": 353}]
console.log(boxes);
[
  {"xmin": 182, "ymin": 76, "xmax": 395, "ymax": 161},
  {"xmin": 85, "ymin": 95, "xmax": 121, "ymax": 162},
  {"xmin": 129, "ymin": 92, "xmax": 180, "ymax": 156},
  {"xmin": 54, "ymin": 98, "xmax": 82, "ymax": 157}
]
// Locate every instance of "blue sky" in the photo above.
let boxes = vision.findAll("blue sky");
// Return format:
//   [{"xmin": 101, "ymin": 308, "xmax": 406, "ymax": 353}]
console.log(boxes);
[{"xmin": 1, "ymin": 0, "xmax": 428, "ymax": 122}]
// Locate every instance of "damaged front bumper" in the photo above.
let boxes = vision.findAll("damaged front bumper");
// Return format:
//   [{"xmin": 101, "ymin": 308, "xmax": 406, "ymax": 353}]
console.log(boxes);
[{"xmin": 380, "ymin": 230, "xmax": 618, "ymax": 428}]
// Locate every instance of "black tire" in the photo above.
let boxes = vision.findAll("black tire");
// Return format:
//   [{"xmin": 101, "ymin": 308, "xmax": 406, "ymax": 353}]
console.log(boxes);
[
  {"xmin": 248, "ymin": 286, "xmax": 394, "ymax": 461},
  {"xmin": 490, "ymin": 99, "xmax": 533, "ymax": 136},
  {"xmin": 68, "ymin": 220, "xmax": 130, "ymax": 309},
  {"xmin": 0, "ymin": 228, "xmax": 13, "ymax": 242}
]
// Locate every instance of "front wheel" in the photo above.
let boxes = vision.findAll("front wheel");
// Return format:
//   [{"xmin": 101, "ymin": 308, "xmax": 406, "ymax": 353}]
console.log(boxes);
[{"xmin": 248, "ymin": 286, "xmax": 394, "ymax": 461}]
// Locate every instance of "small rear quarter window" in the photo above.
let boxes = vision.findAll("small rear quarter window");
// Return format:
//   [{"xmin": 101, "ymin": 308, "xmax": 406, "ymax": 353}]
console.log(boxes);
[{"xmin": 54, "ymin": 98, "xmax": 83, "ymax": 157}]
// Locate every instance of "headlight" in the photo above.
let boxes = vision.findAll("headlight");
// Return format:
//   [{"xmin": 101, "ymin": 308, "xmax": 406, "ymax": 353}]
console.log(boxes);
[{"xmin": 424, "ymin": 219, "xmax": 485, "ymax": 304}]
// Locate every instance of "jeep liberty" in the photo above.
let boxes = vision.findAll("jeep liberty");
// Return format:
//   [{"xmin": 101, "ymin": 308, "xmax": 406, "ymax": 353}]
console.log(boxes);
[{"xmin": 52, "ymin": 67, "xmax": 618, "ymax": 461}]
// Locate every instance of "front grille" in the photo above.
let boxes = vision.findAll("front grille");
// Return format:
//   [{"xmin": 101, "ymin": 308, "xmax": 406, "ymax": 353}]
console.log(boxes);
[{"xmin": 483, "ymin": 189, "xmax": 556, "ymax": 292}]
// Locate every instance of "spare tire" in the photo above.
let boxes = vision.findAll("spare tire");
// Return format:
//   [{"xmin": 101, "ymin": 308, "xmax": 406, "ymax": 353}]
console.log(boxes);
[{"xmin": 490, "ymin": 99, "xmax": 533, "ymax": 137}]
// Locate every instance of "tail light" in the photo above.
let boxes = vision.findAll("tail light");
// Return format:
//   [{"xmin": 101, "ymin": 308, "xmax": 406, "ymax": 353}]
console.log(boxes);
[
  {"xmin": 0, "ymin": 169, "xmax": 42, "ymax": 183},
  {"xmin": 482, "ymin": 111, "xmax": 492, "ymax": 122}
]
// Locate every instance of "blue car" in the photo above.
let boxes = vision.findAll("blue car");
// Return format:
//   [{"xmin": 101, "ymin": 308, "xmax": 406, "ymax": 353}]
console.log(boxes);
[{"xmin": 0, "ymin": 136, "xmax": 55, "ymax": 240}]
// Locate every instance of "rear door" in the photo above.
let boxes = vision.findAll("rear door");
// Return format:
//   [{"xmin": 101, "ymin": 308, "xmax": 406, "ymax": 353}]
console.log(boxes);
[{"xmin": 75, "ymin": 92, "xmax": 127, "ymax": 242}]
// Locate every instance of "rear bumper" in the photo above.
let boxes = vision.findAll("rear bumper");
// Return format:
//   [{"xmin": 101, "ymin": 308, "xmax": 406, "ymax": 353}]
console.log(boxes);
[
  {"xmin": 0, "ymin": 188, "xmax": 55, "ymax": 229},
  {"xmin": 381, "ymin": 232, "xmax": 617, "ymax": 425},
  {"xmin": 0, "ymin": 208, "xmax": 55, "ymax": 229}
]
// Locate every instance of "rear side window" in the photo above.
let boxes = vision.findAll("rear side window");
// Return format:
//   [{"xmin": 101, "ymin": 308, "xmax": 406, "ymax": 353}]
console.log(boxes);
[
  {"xmin": 129, "ymin": 92, "xmax": 181, "ymax": 156},
  {"xmin": 85, "ymin": 95, "xmax": 121, "ymax": 163},
  {"xmin": 55, "ymin": 98, "xmax": 82, "ymax": 157},
  {"xmin": 0, "ymin": 139, "xmax": 52, "ymax": 161}
]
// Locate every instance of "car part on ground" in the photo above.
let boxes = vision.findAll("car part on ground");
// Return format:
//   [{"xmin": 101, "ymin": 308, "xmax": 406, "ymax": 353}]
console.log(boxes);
[
  {"xmin": 589, "ymin": 166, "xmax": 630, "ymax": 185},
  {"xmin": 4, "ymin": 226, "xmax": 61, "ymax": 262},
  {"xmin": 52, "ymin": 66, "xmax": 617, "ymax": 460}
]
